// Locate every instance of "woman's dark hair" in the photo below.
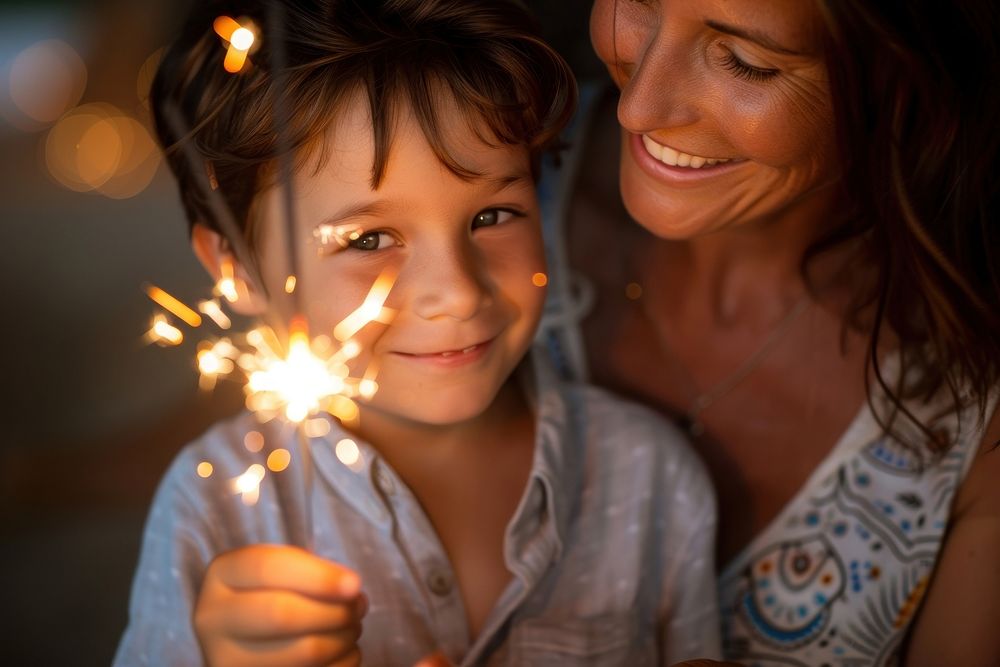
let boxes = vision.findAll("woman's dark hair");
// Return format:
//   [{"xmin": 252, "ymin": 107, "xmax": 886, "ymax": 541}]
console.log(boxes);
[
  {"xmin": 811, "ymin": 0, "xmax": 1000, "ymax": 452},
  {"xmin": 150, "ymin": 0, "xmax": 576, "ymax": 241}
]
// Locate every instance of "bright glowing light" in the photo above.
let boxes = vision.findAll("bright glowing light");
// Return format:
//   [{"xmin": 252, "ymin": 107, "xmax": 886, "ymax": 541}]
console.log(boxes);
[
  {"xmin": 197, "ymin": 461, "xmax": 214, "ymax": 478},
  {"xmin": 359, "ymin": 378, "xmax": 378, "ymax": 400},
  {"xmin": 146, "ymin": 285, "xmax": 202, "ymax": 327},
  {"xmin": 284, "ymin": 275, "xmax": 297, "ymax": 294},
  {"xmin": 267, "ymin": 448, "xmax": 291, "ymax": 472},
  {"xmin": 232, "ymin": 463, "xmax": 266, "ymax": 505},
  {"xmin": 198, "ymin": 299, "xmax": 232, "ymax": 329},
  {"xmin": 230, "ymin": 27, "xmax": 255, "ymax": 51},
  {"xmin": 246, "ymin": 328, "xmax": 347, "ymax": 423},
  {"xmin": 335, "ymin": 439, "xmax": 361, "ymax": 467},
  {"xmin": 333, "ymin": 270, "xmax": 397, "ymax": 341},
  {"xmin": 532, "ymin": 272, "xmax": 548, "ymax": 287},
  {"xmin": 148, "ymin": 315, "xmax": 183, "ymax": 346},
  {"xmin": 218, "ymin": 279, "xmax": 238, "ymax": 303},
  {"xmin": 213, "ymin": 17, "xmax": 256, "ymax": 73}
]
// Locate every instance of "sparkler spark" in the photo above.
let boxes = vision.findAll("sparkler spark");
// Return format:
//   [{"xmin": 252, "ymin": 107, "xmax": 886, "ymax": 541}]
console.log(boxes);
[
  {"xmin": 146, "ymin": 285, "xmax": 202, "ymax": 327},
  {"xmin": 198, "ymin": 299, "xmax": 232, "ymax": 329},
  {"xmin": 147, "ymin": 314, "xmax": 183, "ymax": 346},
  {"xmin": 333, "ymin": 270, "xmax": 397, "ymax": 341},
  {"xmin": 213, "ymin": 16, "xmax": 256, "ymax": 74}
]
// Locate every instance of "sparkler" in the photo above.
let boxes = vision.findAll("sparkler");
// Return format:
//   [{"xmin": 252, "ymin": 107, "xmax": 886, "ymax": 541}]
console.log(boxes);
[{"xmin": 147, "ymin": 8, "xmax": 398, "ymax": 546}]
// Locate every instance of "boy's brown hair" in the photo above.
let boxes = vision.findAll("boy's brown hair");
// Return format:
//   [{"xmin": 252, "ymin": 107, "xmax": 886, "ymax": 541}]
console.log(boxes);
[{"xmin": 151, "ymin": 0, "xmax": 577, "ymax": 241}]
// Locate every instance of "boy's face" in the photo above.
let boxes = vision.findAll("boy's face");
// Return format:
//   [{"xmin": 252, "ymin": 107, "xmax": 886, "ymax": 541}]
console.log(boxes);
[{"xmin": 249, "ymin": 93, "xmax": 546, "ymax": 428}]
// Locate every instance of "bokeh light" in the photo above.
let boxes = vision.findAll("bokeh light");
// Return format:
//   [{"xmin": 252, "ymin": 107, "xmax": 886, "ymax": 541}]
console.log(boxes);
[
  {"xmin": 44, "ymin": 103, "xmax": 160, "ymax": 198},
  {"xmin": 243, "ymin": 430, "xmax": 265, "ymax": 453},
  {"xmin": 266, "ymin": 448, "xmax": 291, "ymax": 472},
  {"xmin": 6, "ymin": 39, "xmax": 87, "ymax": 129}
]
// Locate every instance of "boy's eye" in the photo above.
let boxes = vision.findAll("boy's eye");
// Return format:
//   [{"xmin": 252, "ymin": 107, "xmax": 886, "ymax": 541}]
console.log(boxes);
[
  {"xmin": 471, "ymin": 208, "xmax": 520, "ymax": 230},
  {"xmin": 348, "ymin": 231, "xmax": 396, "ymax": 251}
]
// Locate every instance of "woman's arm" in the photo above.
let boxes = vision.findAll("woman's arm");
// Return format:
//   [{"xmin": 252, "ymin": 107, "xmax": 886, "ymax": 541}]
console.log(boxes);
[{"xmin": 904, "ymin": 403, "xmax": 1000, "ymax": 666}]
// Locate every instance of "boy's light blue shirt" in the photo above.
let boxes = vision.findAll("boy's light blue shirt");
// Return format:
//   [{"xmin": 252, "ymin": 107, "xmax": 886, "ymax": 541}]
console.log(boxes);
[{"xmin": 114, "ymin": 352, "xmax": 721, "ymax": 666}]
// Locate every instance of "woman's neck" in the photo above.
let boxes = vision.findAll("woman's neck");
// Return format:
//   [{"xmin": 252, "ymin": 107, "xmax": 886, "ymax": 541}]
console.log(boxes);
[{"xmin": 650, "ymin": 186, "xmax": 848, "ymax": 327}]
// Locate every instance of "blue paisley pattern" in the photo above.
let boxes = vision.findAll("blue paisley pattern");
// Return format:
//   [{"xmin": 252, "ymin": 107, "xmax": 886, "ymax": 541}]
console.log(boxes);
[{"xmin": 718, "ymin": 383, "xmax": 993, "ymax": 666}]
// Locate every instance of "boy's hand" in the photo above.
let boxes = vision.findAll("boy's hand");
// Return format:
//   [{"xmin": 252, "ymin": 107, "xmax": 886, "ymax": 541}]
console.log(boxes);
[{"xmin": 195, "ymin": 544, "xmax": 366, "ymax": 667}]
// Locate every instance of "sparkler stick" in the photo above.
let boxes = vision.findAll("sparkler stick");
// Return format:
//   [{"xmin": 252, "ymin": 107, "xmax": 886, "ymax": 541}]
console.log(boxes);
[
  {"xmin": 267, "ymin": 1, "xmax": 303, "ymax": 318},
  {"xmin": 161, "ymin": 102, "xmax": 270, "ymax": 303}
]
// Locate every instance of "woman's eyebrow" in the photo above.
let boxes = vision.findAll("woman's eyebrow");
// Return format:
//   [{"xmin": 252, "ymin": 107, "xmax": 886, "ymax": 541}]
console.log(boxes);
[{"xmin": 704, "ymin": 19, "xmax": 805, "ymax": 57}]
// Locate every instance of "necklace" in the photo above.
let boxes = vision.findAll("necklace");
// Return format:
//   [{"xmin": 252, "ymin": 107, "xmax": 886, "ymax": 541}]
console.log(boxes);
[{"xmin": 640, "ymin": 291, "xmax": 812, "ymax": 438}]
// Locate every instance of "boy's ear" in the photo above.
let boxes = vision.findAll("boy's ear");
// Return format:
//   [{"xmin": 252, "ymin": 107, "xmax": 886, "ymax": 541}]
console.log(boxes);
[{"xmin": 191, "ymin": 223, "xmax": 267, "ymax": 316}]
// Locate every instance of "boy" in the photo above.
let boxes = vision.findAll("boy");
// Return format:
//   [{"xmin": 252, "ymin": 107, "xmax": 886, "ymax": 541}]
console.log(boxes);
[{"xmin": 115, "ymin": 1, "xmax": 720, "ymax": 665}]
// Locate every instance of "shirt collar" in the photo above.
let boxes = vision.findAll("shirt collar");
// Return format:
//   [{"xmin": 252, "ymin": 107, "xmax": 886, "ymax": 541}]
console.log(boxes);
[{"xmin": 307, "ymin": 347, "xmax": 585, "ymax": 566}]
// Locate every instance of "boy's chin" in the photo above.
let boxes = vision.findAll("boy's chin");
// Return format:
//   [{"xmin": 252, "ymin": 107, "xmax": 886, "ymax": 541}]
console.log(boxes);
[{"xmin": 361, "ymin": 389, "xmax": 500, "ymax": 429}]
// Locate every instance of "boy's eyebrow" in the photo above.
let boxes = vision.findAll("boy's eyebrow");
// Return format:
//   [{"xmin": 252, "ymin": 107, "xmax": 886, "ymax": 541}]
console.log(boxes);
[
  {"xmin": 484, "ymin": 171, "xmax": 532, "ymax": 191},
  {"xmin": 313, "ymin": 200, "xmax": 392, "ymax": 228}
]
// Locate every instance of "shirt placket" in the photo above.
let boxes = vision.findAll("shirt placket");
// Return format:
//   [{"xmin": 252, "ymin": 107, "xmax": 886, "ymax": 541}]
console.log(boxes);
[{"xmin": 371, "ymin": 458, "xmax": 472, "ymax": 661}]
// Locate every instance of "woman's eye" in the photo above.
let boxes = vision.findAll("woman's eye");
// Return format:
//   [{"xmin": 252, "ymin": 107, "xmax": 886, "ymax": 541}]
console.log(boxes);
[
  {"xmin": 471, "ymin": 208, "xmax": 521, "ymax": 230},
  {"xmin": 720, "ymin": 51, "xmax": 779, "ymax": 83},
  {"xmin": 348, "ymin": 231, "xmax": 395, "ymax": 251}
]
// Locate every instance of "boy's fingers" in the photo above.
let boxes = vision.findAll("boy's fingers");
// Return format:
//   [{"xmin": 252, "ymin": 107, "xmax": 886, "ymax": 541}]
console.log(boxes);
[
  {"xmin": 213, "ymin": 590, "xmax": 362, "ymax": 639},
  {"xmin": 414, "ymin": 651, "xmax": 456, "ymax": 667},
  {"xmin": 214, "ymin": 544, "xmax": 362, "ymax": 600},
  {"xmin": 231, "ymin": 630, "xmax": 362, "ymax": 667}
]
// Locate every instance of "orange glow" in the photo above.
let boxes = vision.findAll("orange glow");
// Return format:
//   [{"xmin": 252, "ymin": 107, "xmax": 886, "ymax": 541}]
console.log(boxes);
[
  {"xmin": 532, "ymin": 272, "xmax": 548, "ymax": 287},
  {"xmin": 44, "ymin": 104, "xmax": 159, "ymax": 198},
  {"xmin": 266, "ymin": 448, "xmax": 291, "ymax": 472},
  {"xmin": 146, "ymin": 285, "xmax": 203, "ymax": 327},
  {"xmin": 213, "ymin": 16, "xmax": 241, "ymax": 40},
  {"xmin": 333, "ymin": 269, "xmax": 397, "ymax": 341},
  {"xmin": 214, "ymin": 17, "xmax": 256, "ymax": 74},
  {"xmin": 196, "ymin": 462, "xmax": 214, "ymax": 478},
  {"xmin": 625, "ymin": 282, "xmax": 643, "ymax": 300}
]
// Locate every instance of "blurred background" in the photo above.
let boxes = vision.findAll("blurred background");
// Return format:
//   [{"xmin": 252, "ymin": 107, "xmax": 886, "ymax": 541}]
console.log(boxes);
[{"xmin": 0, "ymin": 0, "xmax": 601, "ymax": 664}]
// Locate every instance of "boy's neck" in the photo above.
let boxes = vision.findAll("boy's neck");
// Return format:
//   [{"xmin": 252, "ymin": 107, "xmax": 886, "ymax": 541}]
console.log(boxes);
[{"xmin": 350, "ymin": 377, "xmax": 536, "ymax": 483}]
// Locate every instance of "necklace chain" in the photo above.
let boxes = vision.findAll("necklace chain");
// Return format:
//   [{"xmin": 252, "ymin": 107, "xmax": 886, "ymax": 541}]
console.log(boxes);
[{"xmin": 642, "ymin": 292, "xmax": 812, "ymax": 438}]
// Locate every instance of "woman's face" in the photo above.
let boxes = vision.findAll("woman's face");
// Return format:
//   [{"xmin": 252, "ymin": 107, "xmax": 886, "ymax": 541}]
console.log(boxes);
[{"xmin": 591, "ymin": 0, "xmax": 838, "ymax": 238}]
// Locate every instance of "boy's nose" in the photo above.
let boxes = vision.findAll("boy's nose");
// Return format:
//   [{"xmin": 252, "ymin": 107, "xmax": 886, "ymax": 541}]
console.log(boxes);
[{"xmin": 408, "ymin": 244, "xmax": 491, "ymax": 322}]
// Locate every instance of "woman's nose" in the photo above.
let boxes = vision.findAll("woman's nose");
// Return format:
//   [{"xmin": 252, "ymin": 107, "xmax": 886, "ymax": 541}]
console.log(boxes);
[
  {"xmin": 408, "ymin": 243, "xmax": 491, "ymax": 322},
  {"xmin": 614, "ymin": 16, "xmax": 700, "ymax": 133}
]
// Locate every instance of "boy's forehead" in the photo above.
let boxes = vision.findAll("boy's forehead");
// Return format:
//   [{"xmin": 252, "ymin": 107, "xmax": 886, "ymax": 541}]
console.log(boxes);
[{"xmin": 318, "ymin": 87, "xmax": 530, "ymax": 187}]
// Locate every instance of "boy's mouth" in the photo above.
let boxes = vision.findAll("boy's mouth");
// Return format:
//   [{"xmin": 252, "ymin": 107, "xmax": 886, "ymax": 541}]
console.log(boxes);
[{"xmin": 391, "ymin": 338, "xmax": 495, "ymax": 366}]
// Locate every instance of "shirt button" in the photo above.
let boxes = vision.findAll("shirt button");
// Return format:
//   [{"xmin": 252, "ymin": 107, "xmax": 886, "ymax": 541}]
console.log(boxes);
[{"xmin": 427, "ymin": 569, "xmax": 453, "ymax": 597}]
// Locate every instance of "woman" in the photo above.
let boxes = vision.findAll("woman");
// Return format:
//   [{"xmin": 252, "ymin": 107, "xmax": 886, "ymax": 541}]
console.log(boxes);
[{"xmin": 537, "ymin": 0, "xmax": 1000, "ymax": 664}]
